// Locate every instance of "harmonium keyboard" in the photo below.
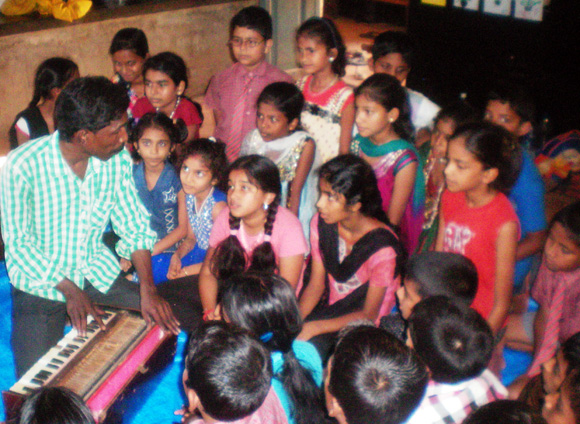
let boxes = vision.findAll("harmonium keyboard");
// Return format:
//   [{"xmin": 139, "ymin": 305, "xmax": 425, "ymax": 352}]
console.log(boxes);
[{"xmin": 2, "ymin": 308, "xmax": 177, "ymax": 423}]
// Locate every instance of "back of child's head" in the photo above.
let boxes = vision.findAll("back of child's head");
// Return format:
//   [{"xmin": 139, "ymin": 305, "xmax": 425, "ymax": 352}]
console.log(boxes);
[
  {"xmin": 108, "ymin": 27, "xmax": 149, "ymax": 58},
  {"xmin": 296, "ymin": 17, "xmax": 347, "ymax": 77},
  {"xmin": 487, "ymin": 80, "xmax": 535, "ymax": 126},
  {"xmin": 184, "ymin": 321, "xmax": 272, "ymax": 422},
  {"xmin": 143, "ymin": 52, "xmax": 188, "ymax": 90},
  {"xmin": 329, "ymin": 323, "xmax": 429, "ymax": 424},
  {"xmin": 408, "ymin": 296, "xmax": 493, "ymax": 383},
  {"xmin": 371, "ymin": 31, "xmax": 414, "ymax": 67},
  {"xmin": 464, "ymin": 400, "xmax": 547, "ymax": 424},
  {"xmin": 551, "ymin": 201, "xmax": 580, "ymax": 248},
  {"xmin": 405, "ymin": 252, "xmax": 478, "ymax": 307},
  {"xmin": 29, "ymin": 57, "xmax": 79, "ymax": 108},
  {"xmin": 56, "ymin": 76, "xmax": 129, "ymax": 142},
  {"xmin": 230, "ymin": 6, "xmax": 272, "ymax": 40},
  {"xmin": 452, "ymin": 121, "xmax": 521, "ymax": 193},
  {"xmin": 19, "ymin": 387, "xmax": 95, "ymax": 424},
  {"xmin": 257, "ymin": 82, "xmax": 305, "ymax": 124},
  {"xmin": 355, "ymin": 73, "xmax": 414, "ymax": 141},
  {"xmin": 319, "ymin": 154, "xmax": 389, "ymax": 226},
  {"xmin": 563, "ymin": 332, "xmax": 580, "ymax": 371},
  {"xmin": 177, "ymin": 137, "xmax": 229, "ymax": 192},
  {"xmin": 211, "ymin": 155, "xmax": 281, "ymax": 280},
  {"xmin": 220, "ymin": 272, "xmax": 327, "ymax": 424},
  {"xmin": 129, "ymin": 112, "xmax": 187, "ymax": 161},
  {"xmin": 436, "ymin": 100, "xmax": 478, "ymax": 129}
]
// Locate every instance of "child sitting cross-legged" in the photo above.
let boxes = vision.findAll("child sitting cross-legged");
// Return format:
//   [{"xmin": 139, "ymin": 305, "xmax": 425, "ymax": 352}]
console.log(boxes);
[
  {"xmin": 405, "ymin": 296, "xmax": 507, "ymax": 424},
  {"xmin": 181, "ymin": 321, "xmax": 289, "ymax": 424}
]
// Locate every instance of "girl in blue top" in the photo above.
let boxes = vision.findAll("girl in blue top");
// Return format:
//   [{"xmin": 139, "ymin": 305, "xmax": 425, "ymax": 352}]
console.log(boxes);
[
  {"xmin": 166, "ymin": 138, "xmax": 228, "ymax": 279},
  {"xmin": 129, "ymin": 112, "xmax": 188, "ymax": 283},
  {"xmin": 218, "ymin": 272, "xmax": 326, "ymax": 424}
]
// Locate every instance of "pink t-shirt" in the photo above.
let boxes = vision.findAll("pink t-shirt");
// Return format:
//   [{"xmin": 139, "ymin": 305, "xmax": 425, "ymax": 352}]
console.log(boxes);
[
  {"xmin": 209, "ymin": 206, "xmax": 308, "ymax": 260},
  {"xmin": 440, "ymin": 190, "xmax": 520, "ymax": 319},
  {"xmin": 532, "ymin": 259, "xmax": 580, "ymax": 343},
  {"xmin": 189, "ymin": 387, "xmax": 289, "ymax": 424},
  {"xmin": 309, "ymin": 214, "xmax": 399, "ymax": 320},
  {"xmin": 132, "ymin": 96, "xmax": 202, "ymax": 138}
]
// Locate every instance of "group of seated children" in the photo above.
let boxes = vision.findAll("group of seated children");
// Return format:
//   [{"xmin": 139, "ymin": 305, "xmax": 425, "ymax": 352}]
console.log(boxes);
[{"xmin": 7, "ymin": 3, "xmax": 580, "ymax": 424}]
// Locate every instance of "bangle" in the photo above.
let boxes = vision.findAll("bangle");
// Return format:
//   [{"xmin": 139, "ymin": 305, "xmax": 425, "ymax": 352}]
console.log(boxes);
[
  {"xmin": 203, "ymin": 308, "xmax": 214, "ymax": 321},
  {"xmin": 183, "ymin": 268, "xmax": 188, "ymax": 276}
]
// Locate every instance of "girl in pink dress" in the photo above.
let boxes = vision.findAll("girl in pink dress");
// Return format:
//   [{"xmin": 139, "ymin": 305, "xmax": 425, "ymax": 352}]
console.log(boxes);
[{"xmin": 351, "ymin": 73, "xmax": 425, "ymax": 254}]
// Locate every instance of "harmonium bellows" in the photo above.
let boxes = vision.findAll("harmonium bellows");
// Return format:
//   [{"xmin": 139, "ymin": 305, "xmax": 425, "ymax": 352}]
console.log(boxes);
[{"xmin": 2, "ymin": 308, "xmax": 177, "ymax": 423}]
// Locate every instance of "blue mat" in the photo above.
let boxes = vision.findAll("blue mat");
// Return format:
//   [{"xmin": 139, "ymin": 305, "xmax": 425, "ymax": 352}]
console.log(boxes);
[{"xmin": 0, "ymin": 262, "xmax": 187, "ymax": 423}]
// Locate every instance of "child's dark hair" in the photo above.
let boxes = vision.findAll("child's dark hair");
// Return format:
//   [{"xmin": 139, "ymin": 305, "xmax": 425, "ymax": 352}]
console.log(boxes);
[
  {"xmin": 550, "ymin": 201, "xmax": 580, "ymax": 248},
  {"xmin": 408, "ymin": 296, "xmax": 494, "ymax": 384},
  {"xmin": 567, "ymin": 368, "xmax": 580, "ymax": 423},
  {"xmin": 435, "ymin": 100, "xmax": 478, "ymax": 129},
  {"xmin": 563, "ymin": 331, "xmax": 580, "ymax": 371},
  {"xmin": 319, "ymin": 154, "xmax": 389, "ymax": 225},
  {"xmin": 177, "ymin": 138, "xmax": 229, "ymax": 192},
  {"xmin": 371, "ymin": 31, "xmax": 415, "ymax": 67},
  {"xmin": 405, "ymin": 252, "xmax": 478, "ymax": 307},
  {"xmin": 211, "ymin": 155, "xmax": 281, "ymax": 280},
  {"xmin": 19, "ymin": 387, "xmax": 95, "ymax": 424},
  {"xmin": 56, "ymin": 77, "xmax": 129, "ymax": 142},
  {"xmin": 184, "ymin": 321, "xmax": 272, "ymax": 422},
  {"xmin": 108, "ymin": 27, "xmax": 149, "ymax": 58},
  {"xmin": 129, "ymin": 112, "xmax": 187, "ymax": 161},
  {"xmin": 330, "ymin": 324, "xmax": 429, "ymax": 424},
  {"xmin": 143, "ymin": 52, "xmax": 188, "ymax": 90},
  {"xmin": 355, "ymin": 73, "xmax": 414, "ymax": 141},
  {"xmin": 464, "ymin": 400, "xmax": 547, "ymax": 424},
  {"xmin": 220, "ymin": 272, "xmax": 327, "ymax": 424},
  {"xmin": 230, "ymin": 6, "xmax": 273, "ymax": 40},
  {"xmin": 487, "ymin": 80, "xmax": 536, "ymax": 125},
  {"xmin": 257, "ymin": 82, "xmax": 304, "ymax": 124},
  {"xmin": 29, "ymin": 57, "xmax": 78, "ymax": 109},
  {"xmin": 296, "ymin": 17, "xmax": 347, "ymax": 77},
  {"xmin": 452, "ymin": 121, "xmax": 522, "ymax": 193}
]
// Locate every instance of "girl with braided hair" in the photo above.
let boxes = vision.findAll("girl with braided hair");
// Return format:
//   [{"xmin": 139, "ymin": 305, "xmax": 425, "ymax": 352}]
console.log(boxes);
[{"xmin": 198, "ymin": 155, "xmax": 308, "ymax": 320}]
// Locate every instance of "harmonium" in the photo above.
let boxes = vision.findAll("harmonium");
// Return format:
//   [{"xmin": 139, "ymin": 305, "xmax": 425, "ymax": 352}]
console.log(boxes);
[{"xmin": 2, "ymin": 308, "xmax": 177, "ymax": 423}]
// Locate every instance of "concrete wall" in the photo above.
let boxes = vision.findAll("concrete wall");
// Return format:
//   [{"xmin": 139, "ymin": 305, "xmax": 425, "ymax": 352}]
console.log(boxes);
[{"xmin": 0, "ymin": 0, "xmax": 257, "ymax": 154}]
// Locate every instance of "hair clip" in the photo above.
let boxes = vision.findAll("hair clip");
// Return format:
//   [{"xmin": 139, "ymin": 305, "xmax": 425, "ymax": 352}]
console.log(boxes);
[
  {"xmin": 208, "ymin": 137, "xmax": 217, "ymax": 143},
  {"xmin": 260, "ymin": 332, "xmax": 273, "ymax": 342},
  {"xmin": 230, "ymin": 229, "xmax": 239, "ymax": 236},
  {"xmin": 264, "ymin": 234, "xmax": 271, "ymax": 243}
]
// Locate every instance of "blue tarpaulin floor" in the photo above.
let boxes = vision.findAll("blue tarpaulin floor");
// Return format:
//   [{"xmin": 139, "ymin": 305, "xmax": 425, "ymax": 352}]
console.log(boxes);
[{"xmin": 0, "ymin": 262, "xmax": 532, "ymax": 422}]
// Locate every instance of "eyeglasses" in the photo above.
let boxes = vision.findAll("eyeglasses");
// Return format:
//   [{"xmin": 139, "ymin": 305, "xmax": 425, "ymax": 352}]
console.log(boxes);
[{"xmin": 228, "ymin": 37, "xmax": 265, "ymax": 49}]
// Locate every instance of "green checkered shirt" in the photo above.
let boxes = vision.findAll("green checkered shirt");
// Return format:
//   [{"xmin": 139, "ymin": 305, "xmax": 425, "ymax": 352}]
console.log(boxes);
[{"xmin": 0, "ymin": 132, "xmax": 156, "ymax": 302}]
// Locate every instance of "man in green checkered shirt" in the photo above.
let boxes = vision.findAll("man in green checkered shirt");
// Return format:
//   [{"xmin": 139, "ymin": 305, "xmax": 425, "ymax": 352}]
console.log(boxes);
[{"xmin": 1, "ymin": 77, "xmax": 180, "ymax": 377}]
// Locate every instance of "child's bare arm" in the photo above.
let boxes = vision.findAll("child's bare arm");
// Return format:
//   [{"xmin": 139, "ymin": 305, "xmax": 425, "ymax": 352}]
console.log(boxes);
[
  {"xmin": 532, "ymin": 304, "xmax": 548, "ymax": 357},
  {"xmin": 389, "ymin": 162, "xmax": 417, "ymax": 226},
  {"xmin": 288, "ymin": 139, "xmax": 315, "ymax": 216},
  {"xmin": 339, "ymin": 102, "xmax": 355, "ymax": 155},
  {"xmin": 487, "ymin": 220, "xmax": 518, "ymax": 334},
  {"xmin": 152, "ymin": 190, "xmax": 188, "ymax": 256},
  {"xmin": 435, "ymin": 214, "xmax": 446, "ymax": 251},
  {"xmin": 199, "ymin": 247, "xmax": 219, "ymax": 313},
  {"xmin": 299, "ymin": 258, "xmax": 327, "ymax": 318}
]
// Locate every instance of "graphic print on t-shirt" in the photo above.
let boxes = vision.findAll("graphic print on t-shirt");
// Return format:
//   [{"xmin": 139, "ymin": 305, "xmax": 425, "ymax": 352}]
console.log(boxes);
[{"xmin": 443, "ymin": 222, "xmax": 474, "ymax": 254}]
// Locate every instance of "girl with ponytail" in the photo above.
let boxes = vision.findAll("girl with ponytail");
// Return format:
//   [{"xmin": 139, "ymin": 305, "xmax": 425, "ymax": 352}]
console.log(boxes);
[
  {"xmin": 9, "ymin": 57, "xmax": 79, "ymax": 149},
  {"xmin": 298, "ymin": 154, "xmax": 404, "ymax": 362},
  {"xmin": 198, "ymin": 155, "xmax": 307, "ymax": 320},
  {"xmin": 218, "ymin": 272, "xmax": 327, "ymax": 424}
]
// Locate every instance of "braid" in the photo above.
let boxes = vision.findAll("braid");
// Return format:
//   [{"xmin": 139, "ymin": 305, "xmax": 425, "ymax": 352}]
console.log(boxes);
[
  {"xmin": 211, "ymin": 213, "xmax": 247, "ymax": 281},
  {"xmin": 248, "ymin": 197, "xmax": 279, "ymax": 275}
]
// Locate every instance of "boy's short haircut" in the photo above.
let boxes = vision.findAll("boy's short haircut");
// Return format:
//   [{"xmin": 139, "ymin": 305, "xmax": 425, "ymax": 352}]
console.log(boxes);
[
  {"xmin": 551, "ymin": 201, "xmax": 580, "ymax": 248},
  {"xmin": 408, "ymin": 296, "xmax": 493, "ymax": 384},
  {"xmin": 463, "ymin": 400, "xmax": 547, "ymax": 424},
  {"xmin": 371, "ymin": 31, "xmax": 415, "ymax": 67},
  {"xmin": 487, "ymin": 80, "xmax": 536, "ymax": 124},
  {"xmin": 436, "ymin": 101, "xmax": 479, "ymax": 129},
  {"xmin": 329, "ymin": 324, "xmax": 429, "ymax": 424},
  {"xmin": 406, "ymin": 252, "xmax": 478, "ymax": 307},
  {"xmin": 230, "ymin": 6, "xmax": 273, "ymax": 40},
  {"xmin": 184, "ymin": 321, "xmax": 272, "ymax": 422},
  {"xmin": 56, "ymin": 76, "xmax": 129, "ymax": 142},
  {"xmin": 19, "ymin": 387, "xmax": 95, "ymax": 424}
]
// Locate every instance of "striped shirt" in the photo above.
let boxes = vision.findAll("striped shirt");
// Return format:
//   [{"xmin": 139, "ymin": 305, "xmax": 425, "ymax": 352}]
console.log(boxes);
[{"xmin": 0, "ymin": 131, "xmax": 156, "ymax": 302}]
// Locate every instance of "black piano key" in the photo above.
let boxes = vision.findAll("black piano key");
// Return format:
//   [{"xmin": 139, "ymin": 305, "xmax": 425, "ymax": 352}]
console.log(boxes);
[
  {"xmin": 34, "ymin": 373, "xmax": 48, "ymax": 381},
  {"xmin": 46, "ymin": 363, "xmax": 59, "ymax": 370},
  {"xmin": 73, "ymin": 337, "xmax": 86, "ymax": 343},
  {"xmin": 51, "ymin": 358, "xmax": 64, "ymax": 365},
  {"xmin": 37, "ymin": 370, "xmax": 52, "ymax": 378},
  {"xmin": 67, "ymin": 344, "xmax": 79, "ymax": 350},
  {"xmin": 31, "ymin": 378, "xmax": 44, "ymax": 385},
  {"xmin": 22, "ymin": 386, "xmax": 35, "ymax": 393}
]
